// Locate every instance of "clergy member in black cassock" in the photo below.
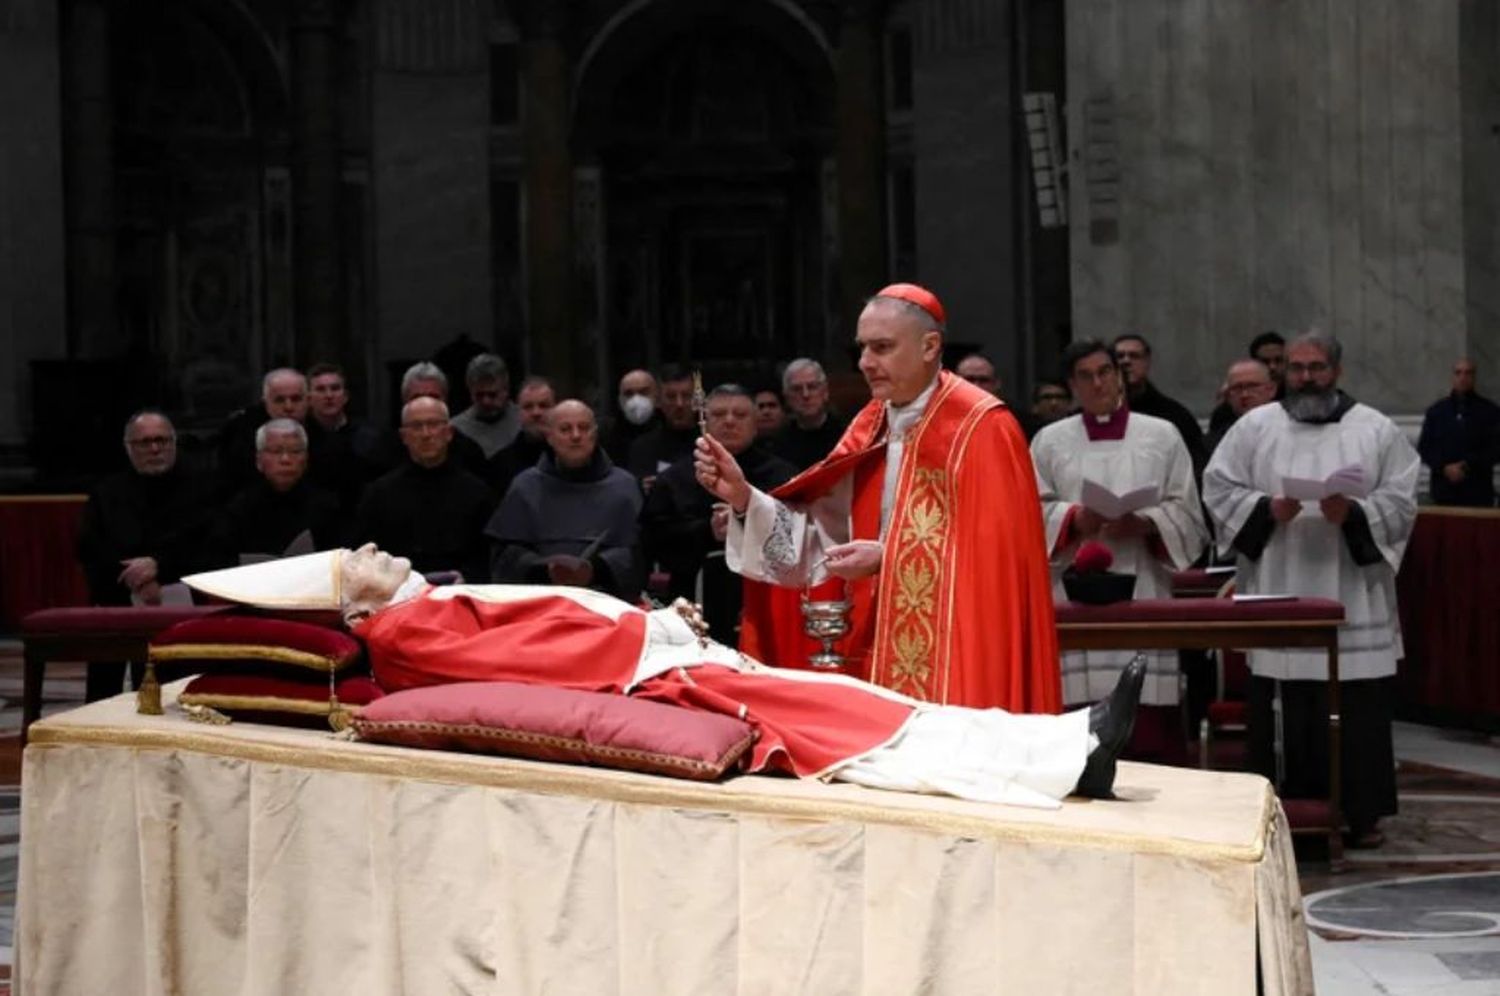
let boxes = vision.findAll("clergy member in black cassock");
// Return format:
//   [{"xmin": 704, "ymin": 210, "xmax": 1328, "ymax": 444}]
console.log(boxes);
[
  {"xmin": 218, "ymin": 419, "xmax": 344, "ymax": 557},
  {"xmin": 486, "ymin": 400, "xmax": 644, "ymax": 602},
  {"xmin": 352, "ymin": 397, "xmax": 496, "ymax": 585},
  {"xmin": 77, "ymin": 411, "xmax": 220, "ymax": 701},
  {"xmin": 625, "ymin": 367, "xmax": 699, "ymax": 487},
  {"xmin": 642, "ymin": 385, "xmax": 796, "ymax": 644}
]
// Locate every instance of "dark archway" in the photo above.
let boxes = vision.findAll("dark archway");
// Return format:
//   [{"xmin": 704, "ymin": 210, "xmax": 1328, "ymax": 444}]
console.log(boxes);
[
  {"xmin": 573, "ymin": 0, "xmax": 836, "ymax": 385},
  {"xmin": 110, "ymin": 0, "xmax": 290, "ymax": 424}
]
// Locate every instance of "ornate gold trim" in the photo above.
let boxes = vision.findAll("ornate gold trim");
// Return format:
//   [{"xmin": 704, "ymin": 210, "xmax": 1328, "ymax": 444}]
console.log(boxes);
[
  {"xmin": 26, "ymin": 722, "xmax": 1273, "ymax": 864},
  {"xmin": 150, "ymin": 643, "xmax": 354, "ymax": 672},
  {"xmin": 178, "ymin": 692, "xmax": 344, "ymax": 716}
]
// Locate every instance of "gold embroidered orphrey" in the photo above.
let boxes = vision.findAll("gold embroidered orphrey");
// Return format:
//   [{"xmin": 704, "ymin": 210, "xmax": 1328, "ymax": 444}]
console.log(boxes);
[{"xmin": 881, "ymin": 466, "xmax": 949, "ymax": 697}]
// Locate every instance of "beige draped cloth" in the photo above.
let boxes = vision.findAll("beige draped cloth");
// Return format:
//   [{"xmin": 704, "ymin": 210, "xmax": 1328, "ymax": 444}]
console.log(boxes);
[{"xmin": 18, "ymin": 689, "xmax": 1312, "ymax": 995}]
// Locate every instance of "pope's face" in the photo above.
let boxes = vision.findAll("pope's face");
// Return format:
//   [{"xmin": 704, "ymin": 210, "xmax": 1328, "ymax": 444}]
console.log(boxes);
[
  {"xmin": 340, "ymin": 543, "xmax": 412, "ymax": 616},
  {"xmin": 856, "ymin": 300, "xmax": 941, "ymax": 405}
]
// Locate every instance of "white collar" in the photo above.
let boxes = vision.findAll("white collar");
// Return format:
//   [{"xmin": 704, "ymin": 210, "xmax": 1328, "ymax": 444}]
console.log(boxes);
[{"xmin": 886, "ymin": 374, "xmax": 940, "ymax": 441}]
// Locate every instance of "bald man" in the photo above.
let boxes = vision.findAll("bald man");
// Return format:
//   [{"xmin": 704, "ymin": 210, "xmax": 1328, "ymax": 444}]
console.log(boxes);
[
  {"xmin": 603, "ymin": 368, "xmax": 662, "ymax": 465},
  {"xmin": 351, "ymin": 396, "xmax": 496, "ymax": 583},
  {"xmin": 1206, "ymin": 359, "xmax": 1276, "ymax": 455},
  {"xmin": 485, "ymin": 399, "xmax": 645, "ymax": 599},
  {"xmin": 697, "ymin": 284, "xmax": 1060, "ymax": 713},
  {"xmin": 1418, "ymin": 357, "xmax": 1500, "ymax": 507}
]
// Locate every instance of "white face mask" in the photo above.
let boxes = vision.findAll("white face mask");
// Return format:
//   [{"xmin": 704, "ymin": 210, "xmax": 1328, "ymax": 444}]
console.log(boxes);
[{"xmin": 619, "ymin": 394, "xmax": 655, "ymax": 425}]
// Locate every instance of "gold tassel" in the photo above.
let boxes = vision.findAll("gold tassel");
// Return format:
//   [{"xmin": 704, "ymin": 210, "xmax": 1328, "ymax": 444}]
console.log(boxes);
[
  {"xmin": 181, "ymin": 702, "xmax": 232, "ymax": 725},
  {"xmin": 137, "ymin": 659, "xmax": 163, "ymax": 715}
]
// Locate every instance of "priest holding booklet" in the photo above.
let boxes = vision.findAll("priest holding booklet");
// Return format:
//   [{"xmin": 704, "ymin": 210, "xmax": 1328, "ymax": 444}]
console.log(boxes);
[
  {"xmin": 1203, "ymin": 331, "xmax": 1419, "ymax": 848},
  {"xmin": 1031, "ymin": 340, "xmax": 1207, "ymax": 753}
]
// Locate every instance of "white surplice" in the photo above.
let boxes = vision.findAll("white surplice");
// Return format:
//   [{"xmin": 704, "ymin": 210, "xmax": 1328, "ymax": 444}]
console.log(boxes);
[
  {"xmin": 1031, "ymin": 412, "xmax": 1207, "ymax": 704},
  {"xmin": 1202, "ymin": 401, "xmax": 1419, "ymax": 681},
  {"xmin": 726, "ymin": 376, "xmax": 939, "ymax": 589}
]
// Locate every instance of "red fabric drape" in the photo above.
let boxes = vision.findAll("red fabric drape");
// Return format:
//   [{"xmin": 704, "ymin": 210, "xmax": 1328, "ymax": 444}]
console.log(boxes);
[
  {"xmin": 0, "ymin": 496, "xmax": 90, "ymax": 631},
  {"xmin": 1396, "ymin": 508, "xmax": 1500, "ymax": 719}
]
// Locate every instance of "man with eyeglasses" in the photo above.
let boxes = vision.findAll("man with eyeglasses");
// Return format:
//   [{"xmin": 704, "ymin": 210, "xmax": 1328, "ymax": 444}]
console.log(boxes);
[
  {"xmin": 216, "ymin": 367, "xmax": 310, "ymax": 497},
  {"xmin": 642, "ymin": 384, "xmax": 796, "ymax": 643},
  {"xmin": 1111, "ymin": 333, "xmax": 1207, "ymax": 481},
  {"xmin": 352, "ymin": 396, "xmax": 496, "ymax": 585},
  {"xmin": 771, "ymin": 358, "xmax": 848, "ymax": 471},
  {"xmin": 1204, "ymin": 331, "xmax": 1419, "ymax": 849},
  {"xmin": 76, "ymin": 410, "xmax": 220, "ymax": 700},
  {"xmin": 217, "ymin": 418, "xmax": 342, "ymax": 559},
  {"xmin": 1031, "ymin": 340, "xmax": 1207, "ymax": 757},
  {"xmin": 1206, "ymin": 359, "xmax": 1277, "ymax": 455}
]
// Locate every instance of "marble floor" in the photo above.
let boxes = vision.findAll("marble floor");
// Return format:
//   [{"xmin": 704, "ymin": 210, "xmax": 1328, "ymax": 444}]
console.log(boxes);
[
  {"xmin": 1, "ymin": 645, "xmax": 1499, "ymax": 994},
  {"xmin": 1305, "ymin": 722, "xmax": 1500, "ymax": 994}
]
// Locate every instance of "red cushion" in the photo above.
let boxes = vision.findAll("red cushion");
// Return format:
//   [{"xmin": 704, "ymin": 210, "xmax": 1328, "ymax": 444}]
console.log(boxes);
[
  {"xmin": 150, "ymin": 615, "xmax": 363, "ymax": 673},
  {"xmin": 180, "ymin": 672, "xmax": 384, "ymax": 729},
  {"xmin": 1054, "ymin": 597, "xmax": 1345, "ymax": 624},
  {"xmin": 1205, "ymin": 701, "xmax": 1248, "ymax": 726},
  {"xmin": 22, "ymin": 605, "xmax": 227, "ymax": 637},
  {"xmin": 353, "ymin": 681, "xmax": 758, "ymax": 782}
]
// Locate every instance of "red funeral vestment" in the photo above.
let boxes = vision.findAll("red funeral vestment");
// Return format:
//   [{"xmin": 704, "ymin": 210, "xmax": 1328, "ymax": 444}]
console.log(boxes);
[
  {"xmin": 739, "ymin": 371, "xmax": 1062, "ymax": 713},
  {"xmin": 356, "ymin": 587, "xmax": 914, "ymax": 777}
]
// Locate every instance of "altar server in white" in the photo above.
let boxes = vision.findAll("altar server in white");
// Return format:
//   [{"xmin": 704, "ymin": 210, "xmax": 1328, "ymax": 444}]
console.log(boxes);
[
  {"xmin": 1203, "ymin": 331, "xmax": 1418, "ymax": 847},
  {"xmin": 1031, "ymin": 340, "xmax": 1207, "ymax": 733}
]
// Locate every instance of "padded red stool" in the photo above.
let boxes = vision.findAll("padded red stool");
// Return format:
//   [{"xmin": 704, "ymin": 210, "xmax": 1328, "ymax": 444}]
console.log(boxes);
[{"xmin": 19, "ymin": 605, "xmax": 228, "ymax": 744}]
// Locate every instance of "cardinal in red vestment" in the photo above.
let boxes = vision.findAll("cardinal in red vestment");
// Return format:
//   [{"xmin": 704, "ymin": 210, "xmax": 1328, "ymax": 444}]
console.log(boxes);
[{"xmin": 696, "ymin": 283, "xmax": 1061, "ymax": 714}]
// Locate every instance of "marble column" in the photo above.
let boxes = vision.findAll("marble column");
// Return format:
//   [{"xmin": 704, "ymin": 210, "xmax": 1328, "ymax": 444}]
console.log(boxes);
[
  {"xmin": 1459, "ymin": 0, "xmax": 1500, "ymax": 379},
  {"xmin": 1065, "ymin": 0, "xmax": 1468, "ymax": 418},
  {"xmin": 0, "ymin": 0, "xmax": 67, "ymax": 450},
  {"xmin": 834, "ymin": 0, "xmax": 888, "ymax": 332},
  {"xmin": 291, "ymin": 0, "xmax": 344, "ymax": 366},
  {"xmin": 515, "ymin": 0, "xmax": 576, "ymax": 388},
  {"xmin": 61, "ymin": 0, "xmax": 115, "ymax": 359},
  {"xmin": 910, "ymin": 0, "xmax": 1020, "ymax": 385}
]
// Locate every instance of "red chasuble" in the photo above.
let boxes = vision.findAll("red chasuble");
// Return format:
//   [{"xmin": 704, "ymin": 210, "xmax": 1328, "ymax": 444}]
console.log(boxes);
[
  {"xmin": 739, "ymin": 371, "xmax": 1062, "ymax": 714},
  {"xmin": 356, "ymin": 590, "xmax": 914, "ymax": 776}
]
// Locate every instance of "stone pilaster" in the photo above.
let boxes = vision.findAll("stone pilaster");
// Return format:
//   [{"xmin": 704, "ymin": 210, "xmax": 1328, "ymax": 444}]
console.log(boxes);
[
  {"xmin": 834, "ymin": 0, "xmax": 888, "ymax": 331},
  {"xmin": 291, "ymin": 0, "xmax": 343, "ymax": 366}
]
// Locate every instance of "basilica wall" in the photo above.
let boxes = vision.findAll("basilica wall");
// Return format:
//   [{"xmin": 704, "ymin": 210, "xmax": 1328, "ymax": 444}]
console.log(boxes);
[
  {"xmin": 0, "ymin": 1, "xmax": 66, "ymax": 452},
  {"xmin": 1065, "ymin": 0, "xmax": 1493, "ymax": 418},
  {"xmin": 368, "ymin": 0, "xmax": 494, "ymax": 393}
]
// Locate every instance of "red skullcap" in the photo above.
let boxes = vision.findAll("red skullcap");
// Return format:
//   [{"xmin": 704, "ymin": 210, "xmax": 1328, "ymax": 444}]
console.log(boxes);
[{"xmin": 874, "ymin": 283, "xmax": 947, "ymax": 327}]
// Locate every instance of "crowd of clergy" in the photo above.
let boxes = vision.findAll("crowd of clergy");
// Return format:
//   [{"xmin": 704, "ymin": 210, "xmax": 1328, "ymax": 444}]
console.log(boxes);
[{"xmin": 79, "ymin": 321, "xmax": 1497, "ymax": 848}]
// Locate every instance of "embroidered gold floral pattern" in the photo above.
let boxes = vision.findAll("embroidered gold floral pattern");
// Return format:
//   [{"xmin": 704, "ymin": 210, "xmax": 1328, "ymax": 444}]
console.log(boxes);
[{"xmin": 885, "ymin": 468, "xmax": 948, "ymax": 696}]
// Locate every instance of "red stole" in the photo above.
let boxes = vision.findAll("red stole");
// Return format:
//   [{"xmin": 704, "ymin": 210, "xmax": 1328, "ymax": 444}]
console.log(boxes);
[{"xmin": 740, "ymin": 372, "xmax": 1062, "ymax": 712}]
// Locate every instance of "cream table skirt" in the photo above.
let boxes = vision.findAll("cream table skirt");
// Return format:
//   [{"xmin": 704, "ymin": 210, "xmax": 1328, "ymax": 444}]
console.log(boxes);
[{"xmin": 17, "ymin": 687, "xmax": 1312, "ymax": 995}]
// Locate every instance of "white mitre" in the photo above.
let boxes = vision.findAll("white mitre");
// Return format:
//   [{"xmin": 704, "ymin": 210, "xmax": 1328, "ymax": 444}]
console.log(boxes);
[{"xmin": 182, "ymin": 550, "xmax": 348, "ymax": 609}]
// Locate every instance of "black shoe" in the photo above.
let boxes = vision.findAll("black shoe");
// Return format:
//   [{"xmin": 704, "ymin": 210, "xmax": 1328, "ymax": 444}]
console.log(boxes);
[{"xmin": 1074, "ymin": 654, "xmax": 1148, "ymax": 799}]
